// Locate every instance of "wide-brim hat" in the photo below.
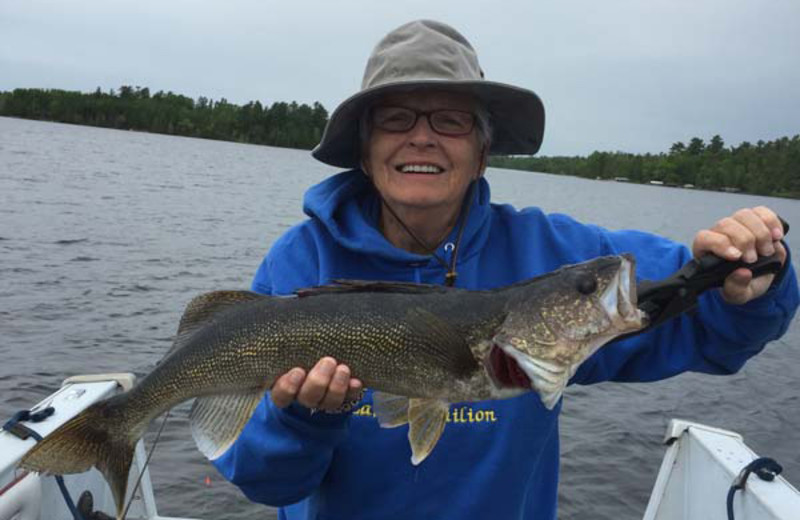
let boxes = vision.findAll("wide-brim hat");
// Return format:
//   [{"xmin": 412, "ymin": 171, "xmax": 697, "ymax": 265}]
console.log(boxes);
[{"xmin": 312, "ymin": 19, "xmax": 546, "ymax": 169}]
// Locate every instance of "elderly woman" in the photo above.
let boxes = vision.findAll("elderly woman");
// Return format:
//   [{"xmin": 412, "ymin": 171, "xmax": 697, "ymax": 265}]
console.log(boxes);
[{"xmin": 213, "ymin": 20, "xmax": 798, "ymax": 520}]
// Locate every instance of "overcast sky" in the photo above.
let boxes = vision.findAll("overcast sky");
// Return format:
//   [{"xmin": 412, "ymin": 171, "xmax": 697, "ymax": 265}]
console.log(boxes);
[{"xmin": 2, "ymin": 0, "xmax": 798, "ymax": 156}]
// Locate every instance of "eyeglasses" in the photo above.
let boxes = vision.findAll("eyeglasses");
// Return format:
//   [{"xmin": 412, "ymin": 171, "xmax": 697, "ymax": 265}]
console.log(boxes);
[{"xmin": 371, "ymin": 106, "xmax": 476, "ymax": 136}]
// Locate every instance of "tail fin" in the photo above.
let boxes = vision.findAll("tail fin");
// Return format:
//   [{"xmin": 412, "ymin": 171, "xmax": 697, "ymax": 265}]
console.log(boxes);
[{"xmin": 19, "ymin": 397, "xmax": 138, "ymax": 519}]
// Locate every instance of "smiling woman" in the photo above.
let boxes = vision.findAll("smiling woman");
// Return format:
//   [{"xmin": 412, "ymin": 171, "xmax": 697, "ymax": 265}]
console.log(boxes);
[
  {"xmin": 361, "ymin": 91, "xmax": 489, "ymax": 253},
  {"xmin": 208, "ymin": 18, "xmax": 798, "ymax": 520}
]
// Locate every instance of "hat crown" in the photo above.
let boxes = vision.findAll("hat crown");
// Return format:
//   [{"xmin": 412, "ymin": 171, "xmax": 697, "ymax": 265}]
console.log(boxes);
[
  {"xmin": 362, "ymin": 20, "xmax": 484, "ymax": 90},
  {"xmin": 312, "ymin": 19, "xmax": 544, "ymax": 168}
]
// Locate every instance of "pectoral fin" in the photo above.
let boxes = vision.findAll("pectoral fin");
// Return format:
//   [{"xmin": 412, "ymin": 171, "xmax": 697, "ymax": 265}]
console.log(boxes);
[
  {"xmin": 407, "ymin": 398, "xmax": 450, "ymax": 465},
  {"xmin": 190, "ymin": 389, "xmax": 265, "ymax": 460}
]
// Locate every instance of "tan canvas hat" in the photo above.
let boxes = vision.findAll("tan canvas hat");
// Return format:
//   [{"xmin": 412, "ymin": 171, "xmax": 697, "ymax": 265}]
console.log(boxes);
[{"xmin": 312, "ymin": 19, "xmax": 546, "ymax": 168}]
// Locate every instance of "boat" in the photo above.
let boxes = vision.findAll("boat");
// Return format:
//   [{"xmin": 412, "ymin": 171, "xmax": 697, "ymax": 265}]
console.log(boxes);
[
  {"xmin": 0, "ymin": 375, "xmax": 194, "ymax": 520},
  {"xmin": 2, "ymin": 375, "xmax": 799, "ymax": 519},
  {"xmin": 643, "ymin": 419, "xmax": 800, "ymax": 519}
]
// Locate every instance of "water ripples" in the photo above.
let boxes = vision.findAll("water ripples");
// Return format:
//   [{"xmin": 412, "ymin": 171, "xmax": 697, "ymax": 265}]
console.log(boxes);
[{"xmin": 2, "ymin": 116, "xmax": 800, "ymax": 520}]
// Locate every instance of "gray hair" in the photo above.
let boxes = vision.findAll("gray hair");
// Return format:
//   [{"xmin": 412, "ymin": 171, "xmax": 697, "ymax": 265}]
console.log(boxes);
[{"xmin": 359, "ymin": 102, "xmax": 493, "ymax": 160}]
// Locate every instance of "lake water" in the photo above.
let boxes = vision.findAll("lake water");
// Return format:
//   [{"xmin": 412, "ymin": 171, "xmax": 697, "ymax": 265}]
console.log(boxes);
[{"xmin": 2, "ymin": 116, "xmax": 799, "ymax": 519}]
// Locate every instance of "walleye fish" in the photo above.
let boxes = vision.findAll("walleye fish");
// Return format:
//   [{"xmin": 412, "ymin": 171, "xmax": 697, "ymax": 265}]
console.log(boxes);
[{"xmin": 19, "ymin": 254, "xmax": 646, "ymax": 519}]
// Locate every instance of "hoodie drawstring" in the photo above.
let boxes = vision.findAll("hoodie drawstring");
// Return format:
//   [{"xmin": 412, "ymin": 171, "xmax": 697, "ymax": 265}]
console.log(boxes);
[{"xmin": 378, "ymin": 181, "xmax": 475, "ymax": 287}]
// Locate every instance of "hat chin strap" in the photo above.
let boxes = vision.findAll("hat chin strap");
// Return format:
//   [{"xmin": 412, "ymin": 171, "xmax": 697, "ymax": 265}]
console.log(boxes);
[{"xmin": 477, "ymin": 145, "xmax": 488, "ymax": 177}]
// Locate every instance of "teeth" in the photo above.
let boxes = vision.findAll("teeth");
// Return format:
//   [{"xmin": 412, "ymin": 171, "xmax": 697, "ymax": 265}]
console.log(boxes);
[{"xmin": 400, "ymin": 164, "xmax": 442, "ymax": 174}]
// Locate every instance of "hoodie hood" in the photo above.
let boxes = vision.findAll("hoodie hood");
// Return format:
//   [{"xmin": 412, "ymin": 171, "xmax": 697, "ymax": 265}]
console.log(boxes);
[{"xmin": 303, "ymin": 169, "xmax": 492, "ymax": 266}]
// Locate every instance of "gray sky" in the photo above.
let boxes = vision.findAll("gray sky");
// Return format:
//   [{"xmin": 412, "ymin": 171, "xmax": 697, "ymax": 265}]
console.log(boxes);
[{"xmin": 2, "ymin": 0, "xmax": 798, "ymax": 156}]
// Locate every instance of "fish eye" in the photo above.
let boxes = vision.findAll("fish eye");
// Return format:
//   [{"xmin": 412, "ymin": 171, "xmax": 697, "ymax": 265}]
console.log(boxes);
[{"xmin": 576, "ymin": 275, "xmax": 598, "ymax": 295}]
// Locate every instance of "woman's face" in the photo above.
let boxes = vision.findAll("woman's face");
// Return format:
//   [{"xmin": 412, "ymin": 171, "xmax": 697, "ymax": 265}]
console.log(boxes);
[{"xmin": 361, "ymin": 91, "xmax": 487, "ymax": 217}]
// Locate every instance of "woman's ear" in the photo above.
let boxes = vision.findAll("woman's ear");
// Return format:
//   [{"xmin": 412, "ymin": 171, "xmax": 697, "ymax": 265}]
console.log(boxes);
[{"xmin": 360, "ymin": 158, "xmax": 371, "ymax": 177}]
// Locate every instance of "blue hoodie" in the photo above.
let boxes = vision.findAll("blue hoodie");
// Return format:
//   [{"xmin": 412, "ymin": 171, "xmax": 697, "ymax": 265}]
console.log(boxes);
[{"xmin": 214, "ymin": 170, "xmax": 798, "ymax": 520}]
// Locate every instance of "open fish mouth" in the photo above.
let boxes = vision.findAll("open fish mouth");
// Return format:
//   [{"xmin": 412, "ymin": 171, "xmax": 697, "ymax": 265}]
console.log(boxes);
[
  {"xmin": 487, "ymin": 255, "xmax": 647, "ymax": 395},
  {"xmin": 488, "ymin": 344, "xmax": 532, "ymax": 388},
  {"xmin": 604, "ymin": 254, "xmax": 646, "ymax": 330},
  {"xmin": 562, "ymin": 253, "xmax": 648, "ymax": 356},
  {"xmin": 491, "ymin": 341, "xmax": 564, "ymax": 394}
]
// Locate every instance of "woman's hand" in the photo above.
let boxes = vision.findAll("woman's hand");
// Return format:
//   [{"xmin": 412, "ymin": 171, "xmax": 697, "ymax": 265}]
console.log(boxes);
[
  {"xmin": 271, "ymin": 357, "xmax": 364, "ymax": 412},
  {"xmin": 691, "ymin": 206, "xmax": 786, "ymax": 304}
]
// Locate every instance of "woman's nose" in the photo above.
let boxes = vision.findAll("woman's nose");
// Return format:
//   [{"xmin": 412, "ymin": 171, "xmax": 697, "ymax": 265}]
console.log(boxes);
[{"xmin": 407, "ymin": 114, "xmax": 437, "ymax": 147}]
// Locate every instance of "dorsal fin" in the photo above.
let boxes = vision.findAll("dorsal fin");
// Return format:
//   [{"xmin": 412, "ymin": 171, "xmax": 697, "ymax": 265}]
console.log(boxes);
[
  {"xmin": 166, "ymin": 290, "xmax": 265, "ymax": 359},
  {"xmin": 296, "ymin": 279, "xmax": 453, "ymax": 297}
]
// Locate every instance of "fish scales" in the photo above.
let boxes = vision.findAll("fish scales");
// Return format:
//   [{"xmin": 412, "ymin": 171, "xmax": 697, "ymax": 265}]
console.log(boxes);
[
  {"xmin": 19, "ymin": 254, "xmax": 646, "ymax": 519},
  {"xmin": 153, "ymin": 290, "xmax": 496, "ymax": 401}
]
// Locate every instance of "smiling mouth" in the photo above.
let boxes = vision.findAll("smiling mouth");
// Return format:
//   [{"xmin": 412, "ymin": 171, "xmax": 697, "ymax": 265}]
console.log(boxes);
[{"xmin": 397, "ymin": 164, "xmax": 444, "ymax": 174}]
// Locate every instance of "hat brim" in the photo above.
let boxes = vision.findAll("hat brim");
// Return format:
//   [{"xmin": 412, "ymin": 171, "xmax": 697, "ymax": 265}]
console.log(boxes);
[{"xmin": 311, "ymin": 80, "xmax": 545, "ymax": 169}]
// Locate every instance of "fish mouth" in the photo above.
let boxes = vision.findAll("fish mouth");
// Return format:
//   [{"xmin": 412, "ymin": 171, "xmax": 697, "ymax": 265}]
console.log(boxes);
[
  {"xmin": 603, "ymin": 254, "xmax": 647, "ymax": 331},
  {"xmin": 486, "ymin": 255, "xmax": 647, "ymax": 392},
  {"xmin": 488, "ymin": 343, "xmax": 532, "ymax": 389}
]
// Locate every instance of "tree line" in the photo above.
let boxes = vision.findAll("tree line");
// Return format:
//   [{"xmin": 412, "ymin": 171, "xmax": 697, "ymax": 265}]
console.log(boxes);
[
  {"xmin": 490, "ymin": 134, "xmax": 800, "ymax": 198},
  {"xmin": 0, "ymin": 86, "xmax": 328, "ymax": 150},
  {"xmin": 1, "ymin": 86, "xmax": 797, "ymax": 198}
]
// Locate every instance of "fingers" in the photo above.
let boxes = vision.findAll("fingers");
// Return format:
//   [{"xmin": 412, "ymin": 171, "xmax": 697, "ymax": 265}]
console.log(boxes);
[
  {"xmin": 315, "ymin": 363, "xmax": 352, "ymax": 410},
  {"xmin": 270, "ymin": 357, "xmax": 364, "ymax": 412},
  {"xmin": 296, "ymin": 357, "xmax": 338, "ymax": 408},
  {"xmin": 774, "ymin": 240, "xmax": 788, "ymax": 265},
  {"xmin": 732, "ymin": 208, "xmax": 775, "ymax": 259},
  {"xmin": 692, "ymin": 207, "xmax": 784, "ymax": 264},
  {"xmin": 270, "ymin": 368, "xmax": 306, "ymax": 408},
  {"xmin": 692, "ymin": 206, "xmax": 787, "ymax": 305},
  {"xmin": 692, "ymin": 228, "xmax": 743, "ymax": 262},
  {"xmin": 721, "ymin": 267, "xmax": 755, "ymax": 305},
  {"xmin": 346, "ymin": 378, "xmax": 365, "ymax": 402},
  {"xmin": 753, "ymin": 206, "xmax": 785, "ymax": 241}
]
